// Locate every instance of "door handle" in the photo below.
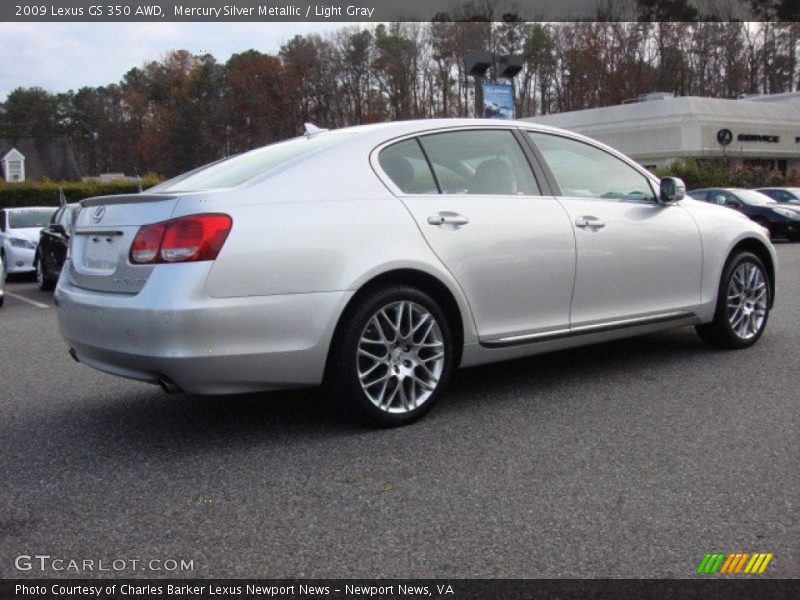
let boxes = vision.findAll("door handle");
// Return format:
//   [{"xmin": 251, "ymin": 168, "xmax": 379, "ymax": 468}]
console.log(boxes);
[
  {"xmin": 575, "ymin": 216, "xmax": 606, "ymax": 230},
  {"xmin": 427, "ymin": 212, "xmax": 470, "ymax": 227}
]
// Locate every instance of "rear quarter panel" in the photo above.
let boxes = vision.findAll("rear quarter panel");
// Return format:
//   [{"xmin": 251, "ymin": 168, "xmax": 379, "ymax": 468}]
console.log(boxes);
[{"xmin": 191, "ymin": 139, "xmax": 479, "ymax": 345}]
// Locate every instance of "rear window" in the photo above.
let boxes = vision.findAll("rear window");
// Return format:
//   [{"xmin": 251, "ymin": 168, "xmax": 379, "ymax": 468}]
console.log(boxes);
[
  {"xmin": 9, "ymin": 208, "xmax": 56, "ymax": 229},
  {"xmin": 149, "ymin": 133, "xmax": 352, "ymax": 192}
]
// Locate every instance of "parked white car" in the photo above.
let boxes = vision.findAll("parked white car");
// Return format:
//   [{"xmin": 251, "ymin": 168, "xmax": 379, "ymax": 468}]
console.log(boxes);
[
  {"xmin": 56, "ymin": 119, "xmax": 777, "ymax": 425},
  {"xmin": 0, "ymin": 207, "xmax": 57, "ymax": 274}
]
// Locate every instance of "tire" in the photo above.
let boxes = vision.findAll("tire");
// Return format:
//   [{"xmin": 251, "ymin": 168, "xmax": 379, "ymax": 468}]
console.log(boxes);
[
  {"xmin": 36, "ymin": 257, "xmax": 55, "ymax": 291},
  {"xmin": 328, "ymin": 285, "xmax": 455, "ymax": 427},
  {"xmin": 695, "ymin": 251, "xmax": 770, "ymax": 349}
]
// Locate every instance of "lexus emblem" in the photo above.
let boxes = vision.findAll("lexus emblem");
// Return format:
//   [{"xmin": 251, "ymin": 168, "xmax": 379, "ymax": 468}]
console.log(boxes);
[{"xmin": 92, "ymin": 206, "xmax": 106, "ymax": 223}]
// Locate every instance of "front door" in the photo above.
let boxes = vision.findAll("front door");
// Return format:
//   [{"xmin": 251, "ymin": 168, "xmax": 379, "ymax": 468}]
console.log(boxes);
[{"xmin": 526, "ymin": 131, "xmax": 703, "ymax": 327}]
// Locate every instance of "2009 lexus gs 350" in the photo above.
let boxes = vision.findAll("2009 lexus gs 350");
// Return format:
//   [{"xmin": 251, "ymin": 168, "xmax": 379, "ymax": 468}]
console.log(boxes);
[{"xmin": 56, "ymin": 119, "xmax": 777, "ymax": 426}]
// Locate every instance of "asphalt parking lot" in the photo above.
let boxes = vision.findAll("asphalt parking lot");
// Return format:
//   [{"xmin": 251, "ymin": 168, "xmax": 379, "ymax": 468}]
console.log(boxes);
[{"xmin": 1, "ymin": 243, "xmax": 798, "ymax": 579}]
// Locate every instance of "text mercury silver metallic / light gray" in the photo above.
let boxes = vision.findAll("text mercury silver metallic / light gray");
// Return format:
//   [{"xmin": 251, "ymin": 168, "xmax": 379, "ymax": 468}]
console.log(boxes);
[{"xmin": 55, "ymin": 119, "xmax": 777, "ymax": 425}]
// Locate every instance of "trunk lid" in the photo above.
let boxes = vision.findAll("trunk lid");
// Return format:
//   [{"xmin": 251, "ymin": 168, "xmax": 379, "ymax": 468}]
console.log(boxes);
[{"xmin": 68, "ymin": 194, "xmax": 179, "ymax": 293}]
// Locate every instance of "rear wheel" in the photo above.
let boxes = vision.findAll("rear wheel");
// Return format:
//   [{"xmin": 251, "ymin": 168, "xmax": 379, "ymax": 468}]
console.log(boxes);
[
  {"xmin": 329, "ymin": 286, "xmax": 455, "ymax": 427},
  {"xmin": 695, "ymin": 251, "xmax": 770, "ymax": 349}
]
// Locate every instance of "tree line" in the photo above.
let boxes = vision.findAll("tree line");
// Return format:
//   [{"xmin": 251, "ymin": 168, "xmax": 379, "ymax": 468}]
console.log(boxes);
[{"xmin": 1, "ymin": 18, "xmax": 799, "ymax": 178}]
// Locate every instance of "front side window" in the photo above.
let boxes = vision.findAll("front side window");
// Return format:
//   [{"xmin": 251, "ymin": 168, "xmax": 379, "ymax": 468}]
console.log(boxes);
[
  {"xmin": 528, "ymin": 132, "xmax": 655, "ymax": 202},
  {"xmin": 419, "ymin": 130, "xmax": 540, "ymax": 196}
]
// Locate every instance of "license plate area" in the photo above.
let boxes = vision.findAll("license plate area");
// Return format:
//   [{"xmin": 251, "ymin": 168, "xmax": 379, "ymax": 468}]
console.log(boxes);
[{"xmin": 79, "ymin": 231, "xmax": 124, "ymax": 272}]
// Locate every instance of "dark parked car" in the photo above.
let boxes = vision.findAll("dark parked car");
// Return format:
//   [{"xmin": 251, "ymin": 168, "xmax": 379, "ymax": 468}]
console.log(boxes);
[
  {"xmin": 756, "ymin": 187, "xmax": 800, "ymax": 206},
  {"xmin": 34, "ymin": 203, "xmax": 79, "ymax": 291},
  {"xmin": 688, "ymin": 187, "xmax": 800, "ymax": 241}
]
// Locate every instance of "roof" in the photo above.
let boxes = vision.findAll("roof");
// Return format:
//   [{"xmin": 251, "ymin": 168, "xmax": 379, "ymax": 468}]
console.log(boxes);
[
  {"xmin": 524, "ymin": 96, "xmax": 800, "ymax": 130},
  {"xmin": 2, "ymin": 148, "xmax": 24, "ymax": 161},
  {"xmin": 0, "ymin": 136, "xmax": 82, "ymax": 182}
]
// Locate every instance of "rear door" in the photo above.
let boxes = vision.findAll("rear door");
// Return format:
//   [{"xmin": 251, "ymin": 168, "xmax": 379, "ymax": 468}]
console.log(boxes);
[
  {"xmin": 525, "ymin": 131, "xmax": 703, "ymax": 327},
  {"xmin": 378, "ymin": 129, "xmax": 576, "ymax": 341}
]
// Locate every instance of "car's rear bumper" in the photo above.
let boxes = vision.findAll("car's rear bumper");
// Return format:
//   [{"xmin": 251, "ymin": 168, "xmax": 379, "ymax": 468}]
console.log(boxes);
[{"xmin": 55, "ymin": 263, "xmax": 352, "ymax": 394}]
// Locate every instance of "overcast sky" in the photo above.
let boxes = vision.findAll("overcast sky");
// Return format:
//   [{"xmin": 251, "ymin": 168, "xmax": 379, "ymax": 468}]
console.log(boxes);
[{"xmin": 0, "ymin": 22, "xmax": 354, "ymax": 99}]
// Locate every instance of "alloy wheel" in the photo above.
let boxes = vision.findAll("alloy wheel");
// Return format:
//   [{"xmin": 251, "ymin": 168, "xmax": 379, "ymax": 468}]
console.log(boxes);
[
  {"xmin": 356, "ymin": 300, "xmax": 445, "ymax": 414},
  {"xmin": 726, "ymin": 261, "xmax": 767, "ymax": 340}
]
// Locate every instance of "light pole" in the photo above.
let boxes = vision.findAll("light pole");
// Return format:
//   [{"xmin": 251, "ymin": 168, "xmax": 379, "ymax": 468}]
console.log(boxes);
[{"xmin": 465, "ymin": 50, "xmax": 523, "ymax": 118}]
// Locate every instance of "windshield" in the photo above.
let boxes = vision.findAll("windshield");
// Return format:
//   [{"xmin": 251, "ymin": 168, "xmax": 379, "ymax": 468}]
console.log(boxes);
[
  {"xmin": 149, "ymin": 133, "xmax": 352, "ymax": 193},
  {"xmin": 9, "ymin": 208, "xmax": 57, "ymax": 229},
  {"xmin": 777, "ymin": 188, "xmax": 800, "ymax": 204},
  {"xmin": 734, "ymin": 189, "xmax": 776, "ymax": 206}
]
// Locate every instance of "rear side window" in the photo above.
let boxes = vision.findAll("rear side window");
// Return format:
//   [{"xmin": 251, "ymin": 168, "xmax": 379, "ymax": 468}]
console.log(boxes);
[
  {"xmin": 688, "ymin": 190, "xmax": 709, "ymax": 201},
  {"xmin": 419, "ymin": 130, "xmax": 540, "ymax": 196},
  {"xmin": 528, "ymin": 132, "xmax": 655, "ymax": 201},
  {"xmin": 378, "ymin": 139, "xmax": 438, "ymax": 194}
]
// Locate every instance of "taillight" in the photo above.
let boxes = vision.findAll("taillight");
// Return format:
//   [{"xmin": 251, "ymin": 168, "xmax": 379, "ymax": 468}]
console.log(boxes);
[{"xmin": 129, "ymin": 214, "xmax": 232, "ymax": 264}]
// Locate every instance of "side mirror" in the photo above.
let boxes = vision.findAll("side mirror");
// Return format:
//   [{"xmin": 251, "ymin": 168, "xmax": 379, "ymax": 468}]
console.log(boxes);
[{"xmin": 659, "ymin": 177, "xmax": 686, "ymax": 204}]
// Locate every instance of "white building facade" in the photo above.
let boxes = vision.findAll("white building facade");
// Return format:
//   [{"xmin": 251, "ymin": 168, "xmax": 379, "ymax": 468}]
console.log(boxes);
[{"xmin": 525, "ymin": 92, "xmax": 800, "ymax": 174}]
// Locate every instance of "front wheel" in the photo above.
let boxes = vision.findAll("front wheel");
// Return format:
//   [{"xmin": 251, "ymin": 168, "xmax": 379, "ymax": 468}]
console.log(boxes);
[
  {"xmin": 329, "ymin": 286, "xmax": 455, "ymax": 427},
  {"xmin": 696, "ymin": 251, "xmax": 770, "ymax": 349}
]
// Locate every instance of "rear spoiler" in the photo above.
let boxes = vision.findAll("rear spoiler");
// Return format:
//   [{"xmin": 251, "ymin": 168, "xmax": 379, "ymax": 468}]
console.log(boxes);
[{"xmin": 80, "ymin": 194, "xmax": 177, "ymax": 208}]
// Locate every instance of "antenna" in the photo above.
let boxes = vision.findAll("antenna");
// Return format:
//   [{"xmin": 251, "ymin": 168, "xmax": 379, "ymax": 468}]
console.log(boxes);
[{"xmin": 303, "ymin": 123, "xmax": 329, "ymax": 138}]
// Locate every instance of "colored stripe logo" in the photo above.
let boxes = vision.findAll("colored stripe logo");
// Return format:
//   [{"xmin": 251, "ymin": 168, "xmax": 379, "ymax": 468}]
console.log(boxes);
[{"xmin": 696, "ymin": 552, "xmax": 773, "ymax": 574}]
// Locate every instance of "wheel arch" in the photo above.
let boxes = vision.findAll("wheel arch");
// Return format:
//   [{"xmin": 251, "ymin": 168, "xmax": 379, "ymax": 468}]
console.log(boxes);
[
  {"xmin": 323, "ymin": 268, "xmax": 467, "ymax": 383},
  {"xmin": 729, "ymin": 237, "xmax": 776, "ymax": 308}
]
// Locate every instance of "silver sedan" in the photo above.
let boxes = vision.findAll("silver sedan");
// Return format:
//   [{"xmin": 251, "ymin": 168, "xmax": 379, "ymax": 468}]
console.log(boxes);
[{"xmin": 56, "ymin": 120, "xmax": 777, "ymax": 425}]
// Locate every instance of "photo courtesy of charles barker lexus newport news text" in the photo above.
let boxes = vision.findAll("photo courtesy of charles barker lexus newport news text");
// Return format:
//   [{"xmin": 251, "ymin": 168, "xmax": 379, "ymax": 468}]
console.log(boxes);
[{"xmin": 0, "ymin": 1, "xmax": 799, "ymax": 599}]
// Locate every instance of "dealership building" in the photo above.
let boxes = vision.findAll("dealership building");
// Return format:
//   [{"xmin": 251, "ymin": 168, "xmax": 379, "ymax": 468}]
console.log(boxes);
[{"xmin": 525, "ymin": 92, "xmax": 800, "ymax": 174}]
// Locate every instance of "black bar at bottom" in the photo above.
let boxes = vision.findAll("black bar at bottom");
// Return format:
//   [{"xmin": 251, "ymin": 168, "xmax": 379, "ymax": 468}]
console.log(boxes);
[{"xmin": 2, "ymin": 579, "xmax": 799, "ymax": 600}]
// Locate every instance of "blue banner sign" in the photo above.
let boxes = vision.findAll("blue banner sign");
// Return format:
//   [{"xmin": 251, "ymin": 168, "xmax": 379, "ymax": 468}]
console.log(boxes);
[{"xmin": 482, "ymin": 83, "xmax": 514, "ymax": 119}]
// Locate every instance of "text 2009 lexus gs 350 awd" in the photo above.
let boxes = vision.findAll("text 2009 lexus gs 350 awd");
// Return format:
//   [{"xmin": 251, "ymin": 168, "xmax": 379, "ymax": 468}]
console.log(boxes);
[{"xmin": 56, "ymin": 119, "xmax": 777, "ymax": 426}]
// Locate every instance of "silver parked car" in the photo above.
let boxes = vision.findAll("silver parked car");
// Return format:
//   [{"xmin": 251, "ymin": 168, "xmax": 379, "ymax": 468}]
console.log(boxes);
[{"xmin": 56, "ymin": 120, "xmax": 777, "ymax": 425}]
